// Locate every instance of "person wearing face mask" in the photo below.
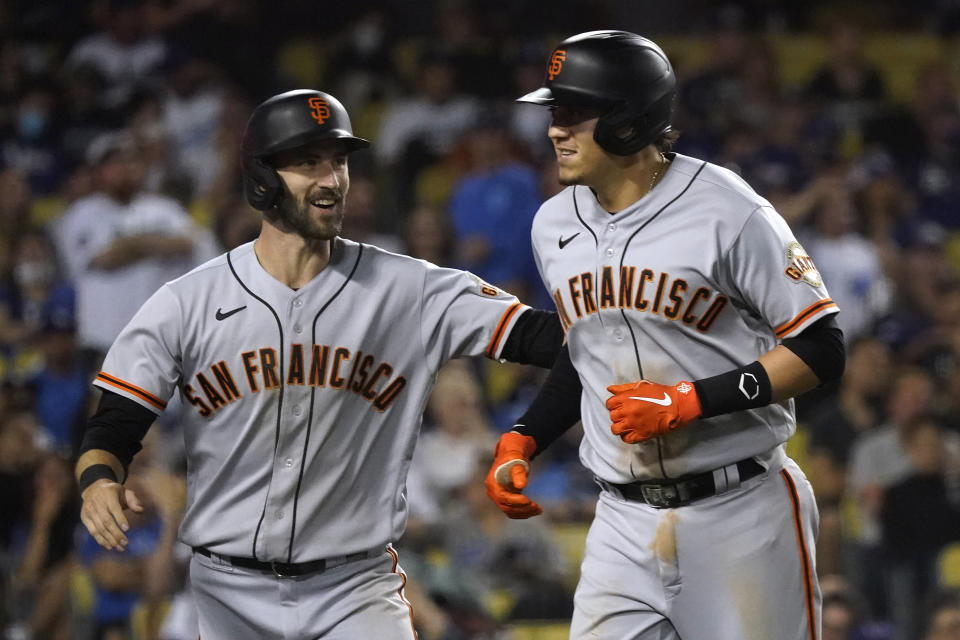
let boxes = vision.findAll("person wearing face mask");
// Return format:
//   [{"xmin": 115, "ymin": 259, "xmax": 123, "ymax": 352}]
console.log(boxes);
[
  {"xmin": 0, "ymin": 228, "xmax": 76, "ymax": 380},
  {"xmin": 1, "ymin": 82, "xmax": 63, "ymax": 195}
]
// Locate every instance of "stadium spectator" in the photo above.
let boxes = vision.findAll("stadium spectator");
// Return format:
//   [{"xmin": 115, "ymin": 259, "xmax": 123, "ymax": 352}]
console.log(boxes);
[
  {"xmin": 448, "ymin": 111, "xmax": 543, "ymax": 304},
  {"xmin": 882, "ymin": 418, "xmax": 960, "ymax": 639},
  {"xmin": 64, "ymin": 0, "xmax": 167, "ymax": 111},
  {"xmin": 924, "ymin": 589, "xmax": 960, "ymax": 640},
  {"xmin": 51, "ymin": 129, "xmax": 216, "ymax": 368},
  {"xmin": 848, "ymin": 366, "xmax": 943, "ymax": 618}
]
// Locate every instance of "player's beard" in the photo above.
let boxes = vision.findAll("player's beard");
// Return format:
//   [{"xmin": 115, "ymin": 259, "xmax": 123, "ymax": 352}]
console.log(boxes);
[{"xmin": 276, "ymin": 187, "xmax": 346, "ymax": 240}]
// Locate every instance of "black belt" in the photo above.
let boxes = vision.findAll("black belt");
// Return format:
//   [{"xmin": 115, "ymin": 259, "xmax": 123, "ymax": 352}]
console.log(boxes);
[
  {"xmin": 193, "ymin": 546, "xmax": 379, "ymax": 577},
  {"xmin": 603, "ymin": 458, "xmax": 766, "ymax": 509}
]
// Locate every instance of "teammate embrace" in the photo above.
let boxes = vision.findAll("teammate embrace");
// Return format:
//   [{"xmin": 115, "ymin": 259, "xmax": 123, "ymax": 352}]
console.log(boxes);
[{"xmin": 74, "ymin": 28, "xmax": 844, "ymax": 640}]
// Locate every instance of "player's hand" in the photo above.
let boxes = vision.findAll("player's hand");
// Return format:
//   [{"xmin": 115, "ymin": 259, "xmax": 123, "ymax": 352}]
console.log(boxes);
[
  {"xmin": 606, "ymin": 380, "xmax": 702, "ymax": 444},
  {"xmin": 485, "ymin": 432, "xmax": 542, "ymax": 519},
  {"xmin": 80, "ymin": 480, "xmax": 144, "ymax": 551}
]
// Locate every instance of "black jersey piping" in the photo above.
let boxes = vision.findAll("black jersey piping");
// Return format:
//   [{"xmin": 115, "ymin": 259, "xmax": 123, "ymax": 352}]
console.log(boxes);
[
  {"xmin": 571, "ymin": 186, "xmax": 599, "ymax": 246},
  {"xmin": 572, "ymin": 187, "xmax": 603, "ymax": 327},
  {"xmin": 288, "ymin": 241, "xmax": 364, "ymax": 562},
  {"xmin": 617, "ymin": 160, "xmax": 707, "ymax": 480},
  {"xmin": 226, "ymin": 249, "xmax": 286, "ymax": 561}
]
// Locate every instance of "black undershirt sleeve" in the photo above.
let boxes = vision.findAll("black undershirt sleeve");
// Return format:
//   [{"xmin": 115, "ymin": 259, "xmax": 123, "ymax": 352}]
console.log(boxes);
[
  {"xmin": 511, "ymin": 345, "xmax": 583, "ymax": 458},
  {"xmin": 780, "ymin": 314, "xmax": 845, "ymax": 383},
  {"xmin": 500, "ymin": 308, "xmax": 566, "ymax": 368},
  {"xmin": 79, "ymin": 390, "xmax": 157, "ymax": 478}
]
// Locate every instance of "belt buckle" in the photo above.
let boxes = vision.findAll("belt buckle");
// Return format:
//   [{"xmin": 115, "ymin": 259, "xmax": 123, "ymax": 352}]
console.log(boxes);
[
  {"xmin": 640, "ymin": 483, "xmax": 682, "ymax": 508},
  {"xmin": 271, "ymin": 561, "xmax": 294, "ymax": 578}
]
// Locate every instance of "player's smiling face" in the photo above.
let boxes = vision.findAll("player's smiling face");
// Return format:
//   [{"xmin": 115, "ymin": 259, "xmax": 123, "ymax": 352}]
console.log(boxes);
[
  {"xmin": 548, "ymin": 106, "xmax": 621, "ymax": 188},
  {"xmin": 272, "ymin": 139, "xmax": 351, "ymax": 240}
]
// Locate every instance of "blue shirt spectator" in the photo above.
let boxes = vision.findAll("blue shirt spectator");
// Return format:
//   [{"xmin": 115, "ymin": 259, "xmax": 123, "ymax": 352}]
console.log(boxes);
[
  {"xmin": 449, "ymin": 118, "xmax": 545, "ymax": 305},
  {"xmin": 80, "ymin": 515, "xmax": 164, "ymax": 626}
]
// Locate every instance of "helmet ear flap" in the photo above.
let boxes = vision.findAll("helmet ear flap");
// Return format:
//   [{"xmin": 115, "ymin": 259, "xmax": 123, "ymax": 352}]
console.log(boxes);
[
  {"xmin": 594, "ymin": 104, "xmax": 647, "ymax": 156},
  {"xmin": 594, "ymin": 91, "xmax": 674, "ymax": 156},
  {"xmin": 243, "ymin": 157, "xmax": 283, "ymax": 211}
]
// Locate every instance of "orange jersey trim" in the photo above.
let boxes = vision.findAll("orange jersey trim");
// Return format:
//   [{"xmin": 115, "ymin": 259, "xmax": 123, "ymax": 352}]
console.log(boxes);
[
  {"xmin": 95, "ymin": 372, "xmax": 167, "ymax": 411},
  {"xmin": 485, "ymin": 302, "xmax": 526, "ymax": 359},
  {"xmin": 781, "ymin": 469, "xmax": 818, "ymax": 640},
  {"xmin": 775, "ymin": 299, "xmax": 837, "ymax": 339},
  {"xmin": 386, "ymin": 546, "xmax": 418, "ymax": 639}
]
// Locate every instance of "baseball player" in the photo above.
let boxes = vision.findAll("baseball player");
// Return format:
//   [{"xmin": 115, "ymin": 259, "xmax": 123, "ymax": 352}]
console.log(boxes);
[
  {"xmin": 484, "ymin": 31, "xmax": 846, "ymax": 639},
  {"xmin": 74, "ymin": 89, "xmax": 567, "ymax": 639}
]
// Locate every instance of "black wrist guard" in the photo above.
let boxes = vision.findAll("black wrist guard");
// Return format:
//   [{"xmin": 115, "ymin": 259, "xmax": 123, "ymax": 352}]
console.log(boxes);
[
  {"xmin": 693, "ymin": 360, "xmax": 772, "ymax": 418},
  {"xmin": 78, "ymin": 464, "xmax": 118, "ymax": 495}
]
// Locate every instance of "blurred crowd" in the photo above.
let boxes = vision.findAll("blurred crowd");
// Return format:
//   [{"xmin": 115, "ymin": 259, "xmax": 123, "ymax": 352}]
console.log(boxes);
[{"xmin": 2, "ymin": 0, "xmax": 960, "ymax": 638}]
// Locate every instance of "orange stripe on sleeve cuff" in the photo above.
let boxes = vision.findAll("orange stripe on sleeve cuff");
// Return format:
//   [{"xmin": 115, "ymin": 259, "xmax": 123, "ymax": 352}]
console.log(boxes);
[
  {"xmin": 485, "ymin": 302, "xmax": 526, "ymax": 359},
  {"xmin": 775, "ymin": 299, "xmax": 837, "ymax": 339},
  {"xmin": 95, "ymin": 372, "xmax": 167, "ymax": 411}
]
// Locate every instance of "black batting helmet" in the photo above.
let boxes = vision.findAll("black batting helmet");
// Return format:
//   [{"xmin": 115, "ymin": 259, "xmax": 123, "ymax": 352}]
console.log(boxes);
[
  {"xmin": 240, "ymin": 89, "xmax": 370, "ymax": 210},
  {"xmin": 518, "ymin": 30, "xmax": 675, "ymax": 156}
]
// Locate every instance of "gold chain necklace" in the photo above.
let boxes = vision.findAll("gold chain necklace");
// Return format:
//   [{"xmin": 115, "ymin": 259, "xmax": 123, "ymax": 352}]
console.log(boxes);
[{"xmin": 648, "ymin": 153, "xmax": 665, "ymax": 194}]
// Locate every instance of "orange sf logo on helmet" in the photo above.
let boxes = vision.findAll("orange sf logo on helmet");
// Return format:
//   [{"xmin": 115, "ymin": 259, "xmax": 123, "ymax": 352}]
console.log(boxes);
[
  {"xmin": 547, "ymin": 49, "xmax": 566, "ymax": 80},
  {"xmin": 308, "ymin": 97, "xmax": 331, "ymax": 124}
]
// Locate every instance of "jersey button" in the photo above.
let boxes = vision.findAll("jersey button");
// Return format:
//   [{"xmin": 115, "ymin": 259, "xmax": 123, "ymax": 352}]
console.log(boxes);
[
  {"xmin": 293, "ymin": 324, "xmax": 303, "ymax": 334},
  {"xmin": 614, "ymin": 329, "xmax": 624, "ymax": 341},
  {"xmin": 293, "ymin": 299, "xmax": 303, "ymax": 308},
  {"xmin": 292, "ymin": 405, "xmax": 302, "ymax": 416},
  {"xmin": 276, "ymin": 510, "xmax": 284, "ymax": 520},
  {"xmin": 285, "ymin": 458, "xmax": 294, "ymax": 468},
  {"xmin": 605, "ymin": 248, "xmax": 615, "ymax": 257},
  {"xmin": 607, "ymin": 223, "xmax": 616, "ymax": 231}
]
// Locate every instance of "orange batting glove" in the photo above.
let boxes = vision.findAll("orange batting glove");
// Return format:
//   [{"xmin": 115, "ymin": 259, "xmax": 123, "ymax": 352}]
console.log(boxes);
[
  {"xmin": 484, "ymin": 432, "xmax": 542, "ymax": 519},
  {"xmin": 606, "ymin": 380, "xmax": 703, "ymax": 444}
]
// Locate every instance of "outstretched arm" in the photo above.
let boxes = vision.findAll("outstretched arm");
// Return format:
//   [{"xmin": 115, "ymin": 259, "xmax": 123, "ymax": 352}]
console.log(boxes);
[{"xmin": 499, "ymin": 308, "xmax": 567, "ymax": 368}]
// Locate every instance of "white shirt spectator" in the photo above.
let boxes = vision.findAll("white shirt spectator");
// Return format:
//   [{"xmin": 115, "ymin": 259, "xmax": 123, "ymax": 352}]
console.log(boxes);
[
  {"xmin": 162, "ymin": 88, "xmax": 225, "ymax": 198},
  {"xmin": 374, "ymin": 96, "xmax": 479, "ymax": 165},
  {"xmin": 53, "ymin": 192, "xmax": 216, "ymax": 353},
  {"xmin": 66, "ymin": 33, "xmax": 166, "ymax": 108},
  {"xmin": 799, "ymin": 231, "xmax": 891, "ymax": 339}
]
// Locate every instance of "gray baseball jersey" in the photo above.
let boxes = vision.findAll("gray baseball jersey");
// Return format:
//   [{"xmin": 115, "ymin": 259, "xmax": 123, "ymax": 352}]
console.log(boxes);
[
  {"xmin": 533, "ymin": 153, "xmax": 838, "ymax": 483},
  {"xmin": 93, "ymin": 238, "xmax": 528, "ymax": 562}
]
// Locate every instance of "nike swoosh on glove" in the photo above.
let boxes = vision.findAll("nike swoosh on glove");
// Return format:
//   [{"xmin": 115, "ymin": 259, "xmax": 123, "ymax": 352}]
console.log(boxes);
[
  {"xmin": 605, "ymin": 380, "xmax": 702, "ymax": 444},
  {"xmin": 485, "ymin": 432, "xmax": 542, "ymax": 519}
]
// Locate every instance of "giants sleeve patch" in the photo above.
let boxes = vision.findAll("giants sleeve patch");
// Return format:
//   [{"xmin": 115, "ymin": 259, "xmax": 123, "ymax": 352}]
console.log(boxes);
[
  {"xmin": 783, "ymin": 242, "xmax": 822, "ymax": 287},
  {"xmin": 469, "ymin": 273, "xmax": 503, "ymax": 297}
]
